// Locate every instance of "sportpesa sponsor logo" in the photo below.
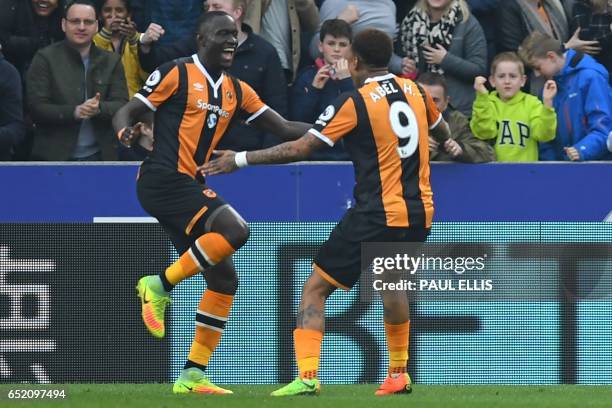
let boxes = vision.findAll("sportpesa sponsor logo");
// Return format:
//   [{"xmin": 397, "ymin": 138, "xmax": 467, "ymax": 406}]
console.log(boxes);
[{"xmin": 196, "ymin": 99, "xmax": 229, "ymax": 118}]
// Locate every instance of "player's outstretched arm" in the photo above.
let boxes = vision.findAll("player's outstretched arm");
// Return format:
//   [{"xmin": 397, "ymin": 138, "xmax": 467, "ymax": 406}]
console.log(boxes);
[
  {"xmin": 113, "ymin": 98, "xmax": 152, "ymax": 147},
  {"xmin": 198, "ymin": 133, "xmax": 327, "ymax": 176},
  {"xmin": 250, "ymin": 109, "xmax": 312, "ymax": 141}
]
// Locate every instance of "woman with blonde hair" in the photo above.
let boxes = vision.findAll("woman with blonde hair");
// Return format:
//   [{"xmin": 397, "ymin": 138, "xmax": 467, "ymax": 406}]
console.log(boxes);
[{"xmin": 399, "ymin": 0, "xmax": 487, "ymax": 116}]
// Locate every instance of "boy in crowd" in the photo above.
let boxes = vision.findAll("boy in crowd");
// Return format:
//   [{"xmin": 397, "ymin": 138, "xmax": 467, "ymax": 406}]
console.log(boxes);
[
  {"xmin": 418, "ymin": 72, "xmax": 494, "ymax": 163},
  {"xmin": 519, "ymin": 31, "xmax": 611, "ymax": 161},
  {"xmin": 470, "ymin": 52, "xmax": 557, "ymax": 162},
  {"xmin": 290, "ymin": 19, "xmax": 354, "ymax": 160}
]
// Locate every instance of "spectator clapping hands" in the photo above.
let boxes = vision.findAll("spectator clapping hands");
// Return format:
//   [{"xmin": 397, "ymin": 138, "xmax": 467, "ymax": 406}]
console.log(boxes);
[{"xmin": 74, "ymin": 92, "xmax": 101, "ymax": 120}]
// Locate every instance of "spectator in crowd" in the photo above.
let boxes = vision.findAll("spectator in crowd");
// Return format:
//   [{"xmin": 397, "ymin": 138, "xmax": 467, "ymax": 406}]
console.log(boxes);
[
  {"xmin": 468, "ymin": 0, "xmax": 500, "ymax": 67},
  {"xmin": 244, "ymin": 0, "xmax": 319, "ymax": 83},
  {"xmin": 569, "ymin": 0, "xmax": 612, "ymax": 79},
  {"xmin": 0, "ymin": 44, "xmax": 25, "ymax": 160},
  {"xmin": 519, "ymin": 32, "xmax": 611, "ymax": 160},
  {"xmin": 139, "ymin": 0, "xmax": 288, "ymax": 151},
  {"xmin": 418, "ymin": 72, "xmax": 495, "ymax": 162},
  {"xmin": 0, "ymin": 0, "xmax": 66, "ymax": 159},
  {"xmin": 310, "ymin": 1, "xmax": 403, "ymax": 75},
  {"xmin": 0, "ymin": 0, "xmax": 65, "ymax": 79},
  {"xmin": 26, "ymin": 0, "xmax": 128, "ymax": 161},
  {"xmin": 471, "ymin": 52, "xmax": 557, "ymax": 161},
  {"xmin": 495, "ymin": 0, "xmax": 602, "ymax": 94},
  {"xmin": 495, "ymin": 0, "xmax": 571, "ymax": 55},
  {"xmin": 129, "ymin": 0, "xmax": 203, "ymax": 45},
  {"xmin": 400, "ymin": 0, "xmax": 488, "ymax": 116},
  {"xmin": 94, "ymin": 0, "xmax": 148, "ymax": 97},
  {"xmin": 290, "ymin": 19, "xmax": 352, "ymax": 160}
]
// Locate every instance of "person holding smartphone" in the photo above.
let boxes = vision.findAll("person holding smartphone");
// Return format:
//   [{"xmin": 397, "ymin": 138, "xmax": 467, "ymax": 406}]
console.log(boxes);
[{"xmin": 94, "ymin": 0, "xmax": 148, "ymax": 98}]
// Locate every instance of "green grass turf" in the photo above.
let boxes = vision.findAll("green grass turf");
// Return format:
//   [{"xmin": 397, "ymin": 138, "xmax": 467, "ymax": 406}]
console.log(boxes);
[{"xmin": 1, "ymin": 384, "xmax": 612, "ymax": 408}]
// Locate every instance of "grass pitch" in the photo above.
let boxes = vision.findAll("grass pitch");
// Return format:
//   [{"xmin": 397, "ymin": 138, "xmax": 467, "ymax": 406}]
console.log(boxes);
[{"xmin": 1, "ymin": 384, "xmax": 612, "ymax": 408}]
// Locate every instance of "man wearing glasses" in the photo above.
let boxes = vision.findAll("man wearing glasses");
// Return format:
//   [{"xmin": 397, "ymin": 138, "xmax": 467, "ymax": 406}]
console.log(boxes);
[{"xmin": 26, "ymin": 0, "xmax": 128, "ymax": 161}]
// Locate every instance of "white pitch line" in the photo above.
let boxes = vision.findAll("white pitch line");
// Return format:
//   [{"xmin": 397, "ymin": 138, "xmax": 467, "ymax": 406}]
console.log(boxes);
[{"xmin": 93, "ymin": 217, "xmax": 158, "ymax": 223}]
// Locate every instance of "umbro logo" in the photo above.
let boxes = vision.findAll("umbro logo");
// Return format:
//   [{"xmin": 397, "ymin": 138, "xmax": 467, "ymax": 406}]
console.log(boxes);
[{"xmin": 193, "ymin": 82, "xmax": 205, "ymax": 92}]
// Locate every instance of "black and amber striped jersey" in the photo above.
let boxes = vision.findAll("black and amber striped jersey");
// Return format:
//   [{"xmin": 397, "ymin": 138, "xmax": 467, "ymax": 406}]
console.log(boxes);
[
  {"xmin": 136, "ymin": 54, "xmax": 268, "ymax": 179},
  {"xmin": 309, "ymin": 73, "xmax": 442, "ymax": 228}
]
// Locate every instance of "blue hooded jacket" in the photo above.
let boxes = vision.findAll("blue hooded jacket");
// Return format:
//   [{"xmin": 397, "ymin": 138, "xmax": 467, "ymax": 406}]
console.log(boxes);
[{"xmin": 539, "ymin": 49, "xmax": 612, "ymax": 161}]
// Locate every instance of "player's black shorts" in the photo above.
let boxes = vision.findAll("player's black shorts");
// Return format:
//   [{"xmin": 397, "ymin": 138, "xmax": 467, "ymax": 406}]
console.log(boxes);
[
  {"xmin": 314, "ymin": 209, "xmax": 430, "ymax": 291},
  {"xmin": 137, "ymin": 163, "xmax": 229, "ymax": 253}
]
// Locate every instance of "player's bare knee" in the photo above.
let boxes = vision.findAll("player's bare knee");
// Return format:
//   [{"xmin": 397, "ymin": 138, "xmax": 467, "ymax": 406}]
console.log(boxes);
[{"xmin": 209, "ymin": 206, "xmax": 250, "ymax": 249}]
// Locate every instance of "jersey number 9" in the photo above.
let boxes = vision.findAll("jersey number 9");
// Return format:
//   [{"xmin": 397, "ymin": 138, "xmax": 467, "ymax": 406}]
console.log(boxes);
[{"xmin": 389, "ymin": 101, "xmax": 419, "ymax": 159}]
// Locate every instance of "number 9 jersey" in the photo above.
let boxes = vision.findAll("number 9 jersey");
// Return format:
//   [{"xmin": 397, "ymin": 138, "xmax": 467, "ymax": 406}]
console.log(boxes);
[{"xmin": 308, "ymin": 73, "xmax": 442, "ymax": 229}]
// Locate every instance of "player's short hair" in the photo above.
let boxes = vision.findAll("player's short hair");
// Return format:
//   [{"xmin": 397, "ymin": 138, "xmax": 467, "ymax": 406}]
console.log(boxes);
[
  {"xmin": 518, "ymin": 32, "xmax": 563, "ymax": 67},
  {"xmin": 64, "ymin": 0, "xmax": 98, "ymax": 18},
  {"xmin": 352, "ymin": 28, "xmax": 392, "ymax": 68},
  {"xmin": 490, "ymin": 52, "xmax": 525, "ymax": 75},
  {"xmin": 319, "ymin": 19, "xmax": 352, "ymax": 42},
  {"xmin": 417, "ymin": 72, "xmax": 448, "ymax": 98},
  {"xmin": 197, "ymin": 10, "xmax": 233, "ymax": 34}
]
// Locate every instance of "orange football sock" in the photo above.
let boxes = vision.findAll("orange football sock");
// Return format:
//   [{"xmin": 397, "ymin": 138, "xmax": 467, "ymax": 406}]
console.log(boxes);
[
  {"xmin": 294, "ymin": 328, "xmax": 323, "ymax": 380},
  {"xmin": 165, "ymin": 233, "xmax": 235, "ymax": 286},
  {"xmin": 385, "ymin": 321, "xmax": 410, "ymax": 376},
  {"xmin": 187, "ymin": 290, "xmax": 234, "ymax": 368}
]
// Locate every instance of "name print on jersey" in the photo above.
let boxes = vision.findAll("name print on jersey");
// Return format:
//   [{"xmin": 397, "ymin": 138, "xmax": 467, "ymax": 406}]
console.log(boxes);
[{"xmin": 369, "ymin": 81, "xmax": 400, "ymax": 102}]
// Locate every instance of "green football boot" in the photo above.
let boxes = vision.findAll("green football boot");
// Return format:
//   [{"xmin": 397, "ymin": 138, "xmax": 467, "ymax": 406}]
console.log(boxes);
[
  {"xmin": 271, "ymin": 377, "xmax": 320, "ymax": 396},
  {"xmin": 136, "ymin": 275, "xmax": 171, "ymax": 339},
  {"xmin": 173, "ymin": 368, "xmax": 233, "ymax": 395}
]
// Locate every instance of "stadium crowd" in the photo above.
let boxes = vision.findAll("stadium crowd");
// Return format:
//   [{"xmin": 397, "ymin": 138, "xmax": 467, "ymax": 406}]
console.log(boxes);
[{"xmin": 0, "ymin": 0, "xmax": 610, "ymax": 162}]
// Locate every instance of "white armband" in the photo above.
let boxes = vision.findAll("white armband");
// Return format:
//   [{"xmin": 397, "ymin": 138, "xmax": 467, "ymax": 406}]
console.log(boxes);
[{"xmin": 235, "ymin": 151, "xmax": 249, "ymax": 168}]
